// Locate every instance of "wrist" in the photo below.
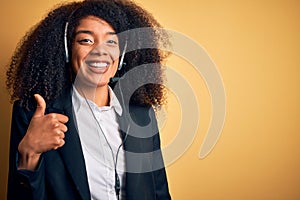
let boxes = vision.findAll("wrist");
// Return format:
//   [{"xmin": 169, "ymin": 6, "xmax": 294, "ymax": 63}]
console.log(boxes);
[{"xmin": 17, "ymin": 142, "xmax": 41, "ymax": 170}]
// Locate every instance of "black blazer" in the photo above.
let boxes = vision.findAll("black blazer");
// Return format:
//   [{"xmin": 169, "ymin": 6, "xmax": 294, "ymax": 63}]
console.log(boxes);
[{"xmin": 7, "ymin": 89, "xmax": 171, "ymax": 200}]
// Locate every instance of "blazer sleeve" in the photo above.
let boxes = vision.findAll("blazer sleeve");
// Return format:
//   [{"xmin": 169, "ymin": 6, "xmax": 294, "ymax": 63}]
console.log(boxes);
[
  {"xmin": 150, "ymin": 107, "xmax": 172, "ymax": 200},
  {"xmin": 7, "ymin": 101, "xmax": 47, "ymax": 200}
]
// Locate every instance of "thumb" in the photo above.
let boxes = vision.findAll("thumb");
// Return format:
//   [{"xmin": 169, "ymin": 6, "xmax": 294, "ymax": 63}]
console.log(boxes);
[{"xmin": 33, "ymin": 94, "xmax": 46, "ymax": 118}]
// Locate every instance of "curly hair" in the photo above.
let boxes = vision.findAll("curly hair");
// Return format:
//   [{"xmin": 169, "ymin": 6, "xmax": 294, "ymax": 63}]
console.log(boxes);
[{"xmin": 6, "ymin": 0, "xmax": 170, "ymax": 110}]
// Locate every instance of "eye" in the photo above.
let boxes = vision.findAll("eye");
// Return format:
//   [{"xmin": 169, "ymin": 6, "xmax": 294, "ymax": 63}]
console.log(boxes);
[
  {"xmin": 106, "ymin": 39, "xmax": 118, "ymax": 46},
  {"xmin": 77, "ymin": 38, "xmax": 94, "ymax": 45}
]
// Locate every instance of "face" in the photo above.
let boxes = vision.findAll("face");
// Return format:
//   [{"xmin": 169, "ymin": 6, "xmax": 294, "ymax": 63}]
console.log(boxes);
[{"xmin": 71, "ymin": 16, "xmax": 120, "ymax": 88}]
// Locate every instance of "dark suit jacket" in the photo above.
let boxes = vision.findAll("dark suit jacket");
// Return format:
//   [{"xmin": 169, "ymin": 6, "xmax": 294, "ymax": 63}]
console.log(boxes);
[{"xmin": 7, "ymin": 88, "xmax": 171, "ymax": 200}]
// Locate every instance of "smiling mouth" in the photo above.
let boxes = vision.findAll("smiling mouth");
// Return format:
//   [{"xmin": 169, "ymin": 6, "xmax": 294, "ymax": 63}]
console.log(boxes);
[{"xmin": 86, "ymin": 61, "xmax": 109, "ymax": 68}]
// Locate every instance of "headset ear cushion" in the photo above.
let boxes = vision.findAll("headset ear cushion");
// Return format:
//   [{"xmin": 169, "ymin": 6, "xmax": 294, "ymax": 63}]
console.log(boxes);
[{"xmin": 118, "ymin": 62, "xmax": 127, "ymax": 71}]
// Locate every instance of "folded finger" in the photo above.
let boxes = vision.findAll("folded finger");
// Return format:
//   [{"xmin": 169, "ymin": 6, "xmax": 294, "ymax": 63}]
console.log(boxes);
[{"xmin": 56, "ymin": 114, "xmax": 69, "ymax": 123}]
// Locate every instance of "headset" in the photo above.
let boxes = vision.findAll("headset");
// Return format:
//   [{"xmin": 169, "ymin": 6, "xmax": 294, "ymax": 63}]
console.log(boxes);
[{"xmin": 64, "ymin": 18, "xmax": 128, "ymax": 72}]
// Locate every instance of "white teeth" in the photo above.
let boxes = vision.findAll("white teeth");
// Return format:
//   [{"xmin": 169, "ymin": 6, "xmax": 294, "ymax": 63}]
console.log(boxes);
[{"xmin": 89, "ymin": 62, "xmax": 108, "ymax": 68}]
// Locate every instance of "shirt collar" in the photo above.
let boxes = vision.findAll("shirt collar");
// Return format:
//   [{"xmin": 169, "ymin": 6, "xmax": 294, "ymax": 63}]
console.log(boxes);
[{"xmin": 72, "ymin": 85, "xmax": 122, "ymax": 116}]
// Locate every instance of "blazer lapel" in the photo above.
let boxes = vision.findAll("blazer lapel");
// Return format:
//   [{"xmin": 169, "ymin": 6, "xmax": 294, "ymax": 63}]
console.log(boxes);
[{"xmin": 48, "ymin": 90, "xmax": 91, "ymax": 200}]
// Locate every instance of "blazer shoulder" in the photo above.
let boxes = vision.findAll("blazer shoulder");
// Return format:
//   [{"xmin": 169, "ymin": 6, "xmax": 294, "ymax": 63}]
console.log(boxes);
[
  {"xmin": 128, "ymin": 103, "xmax": 156, "ymax": 127},
  {"xmin": 11, "ymin": 100, "xmax": 35, "ymax": 123}
]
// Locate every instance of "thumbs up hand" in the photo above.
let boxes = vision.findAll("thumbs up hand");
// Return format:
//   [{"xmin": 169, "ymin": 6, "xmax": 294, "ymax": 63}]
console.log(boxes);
[{"xmin": 17, "ymin": 94, "xmax": 69, "ymax": 170}]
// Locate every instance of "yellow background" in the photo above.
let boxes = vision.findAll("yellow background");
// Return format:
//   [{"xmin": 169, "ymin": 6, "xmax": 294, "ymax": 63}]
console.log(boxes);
[{"xmin": 1, "ymin": 0, "xmax": 300, "ymax": 199}]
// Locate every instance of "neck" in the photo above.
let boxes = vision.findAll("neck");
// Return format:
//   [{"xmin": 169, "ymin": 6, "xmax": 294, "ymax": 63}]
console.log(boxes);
[{"xmin": 74, "ymin": 84, "xmax": 110, "ymax": 107}]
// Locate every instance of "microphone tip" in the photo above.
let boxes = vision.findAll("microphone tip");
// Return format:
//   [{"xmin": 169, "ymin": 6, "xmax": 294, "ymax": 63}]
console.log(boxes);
[{"xmin": 110, "ymin": 77, "xmax": 120, "ymax": 83}]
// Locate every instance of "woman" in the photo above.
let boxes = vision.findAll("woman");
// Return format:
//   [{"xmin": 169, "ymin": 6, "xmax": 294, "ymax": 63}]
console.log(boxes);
[{"xmin": 6, "ymin": 0, "xmax": 171, "ymax": 199}]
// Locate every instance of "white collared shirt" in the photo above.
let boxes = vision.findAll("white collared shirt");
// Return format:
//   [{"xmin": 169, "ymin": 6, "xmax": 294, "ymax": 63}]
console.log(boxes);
[{"xmin": 72, "ymin": 86, "xmax": 126, "ymax": 200}]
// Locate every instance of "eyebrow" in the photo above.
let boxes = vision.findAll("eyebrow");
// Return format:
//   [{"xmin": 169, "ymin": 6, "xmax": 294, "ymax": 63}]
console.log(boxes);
[{"xmin": 74, "ymin": 30, "xmax": 117, "ymax": 36}]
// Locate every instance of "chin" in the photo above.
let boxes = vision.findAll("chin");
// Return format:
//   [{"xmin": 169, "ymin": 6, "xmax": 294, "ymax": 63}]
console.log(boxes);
[{"xmin": 95, "ymin": 80, "xmax": 110, "ymax": 87}]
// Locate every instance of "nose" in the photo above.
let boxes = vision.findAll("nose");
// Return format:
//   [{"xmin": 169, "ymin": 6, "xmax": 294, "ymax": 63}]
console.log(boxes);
[{"xmin": 89, "ymin": 43, "xmax": 108, "ymax": 56}]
